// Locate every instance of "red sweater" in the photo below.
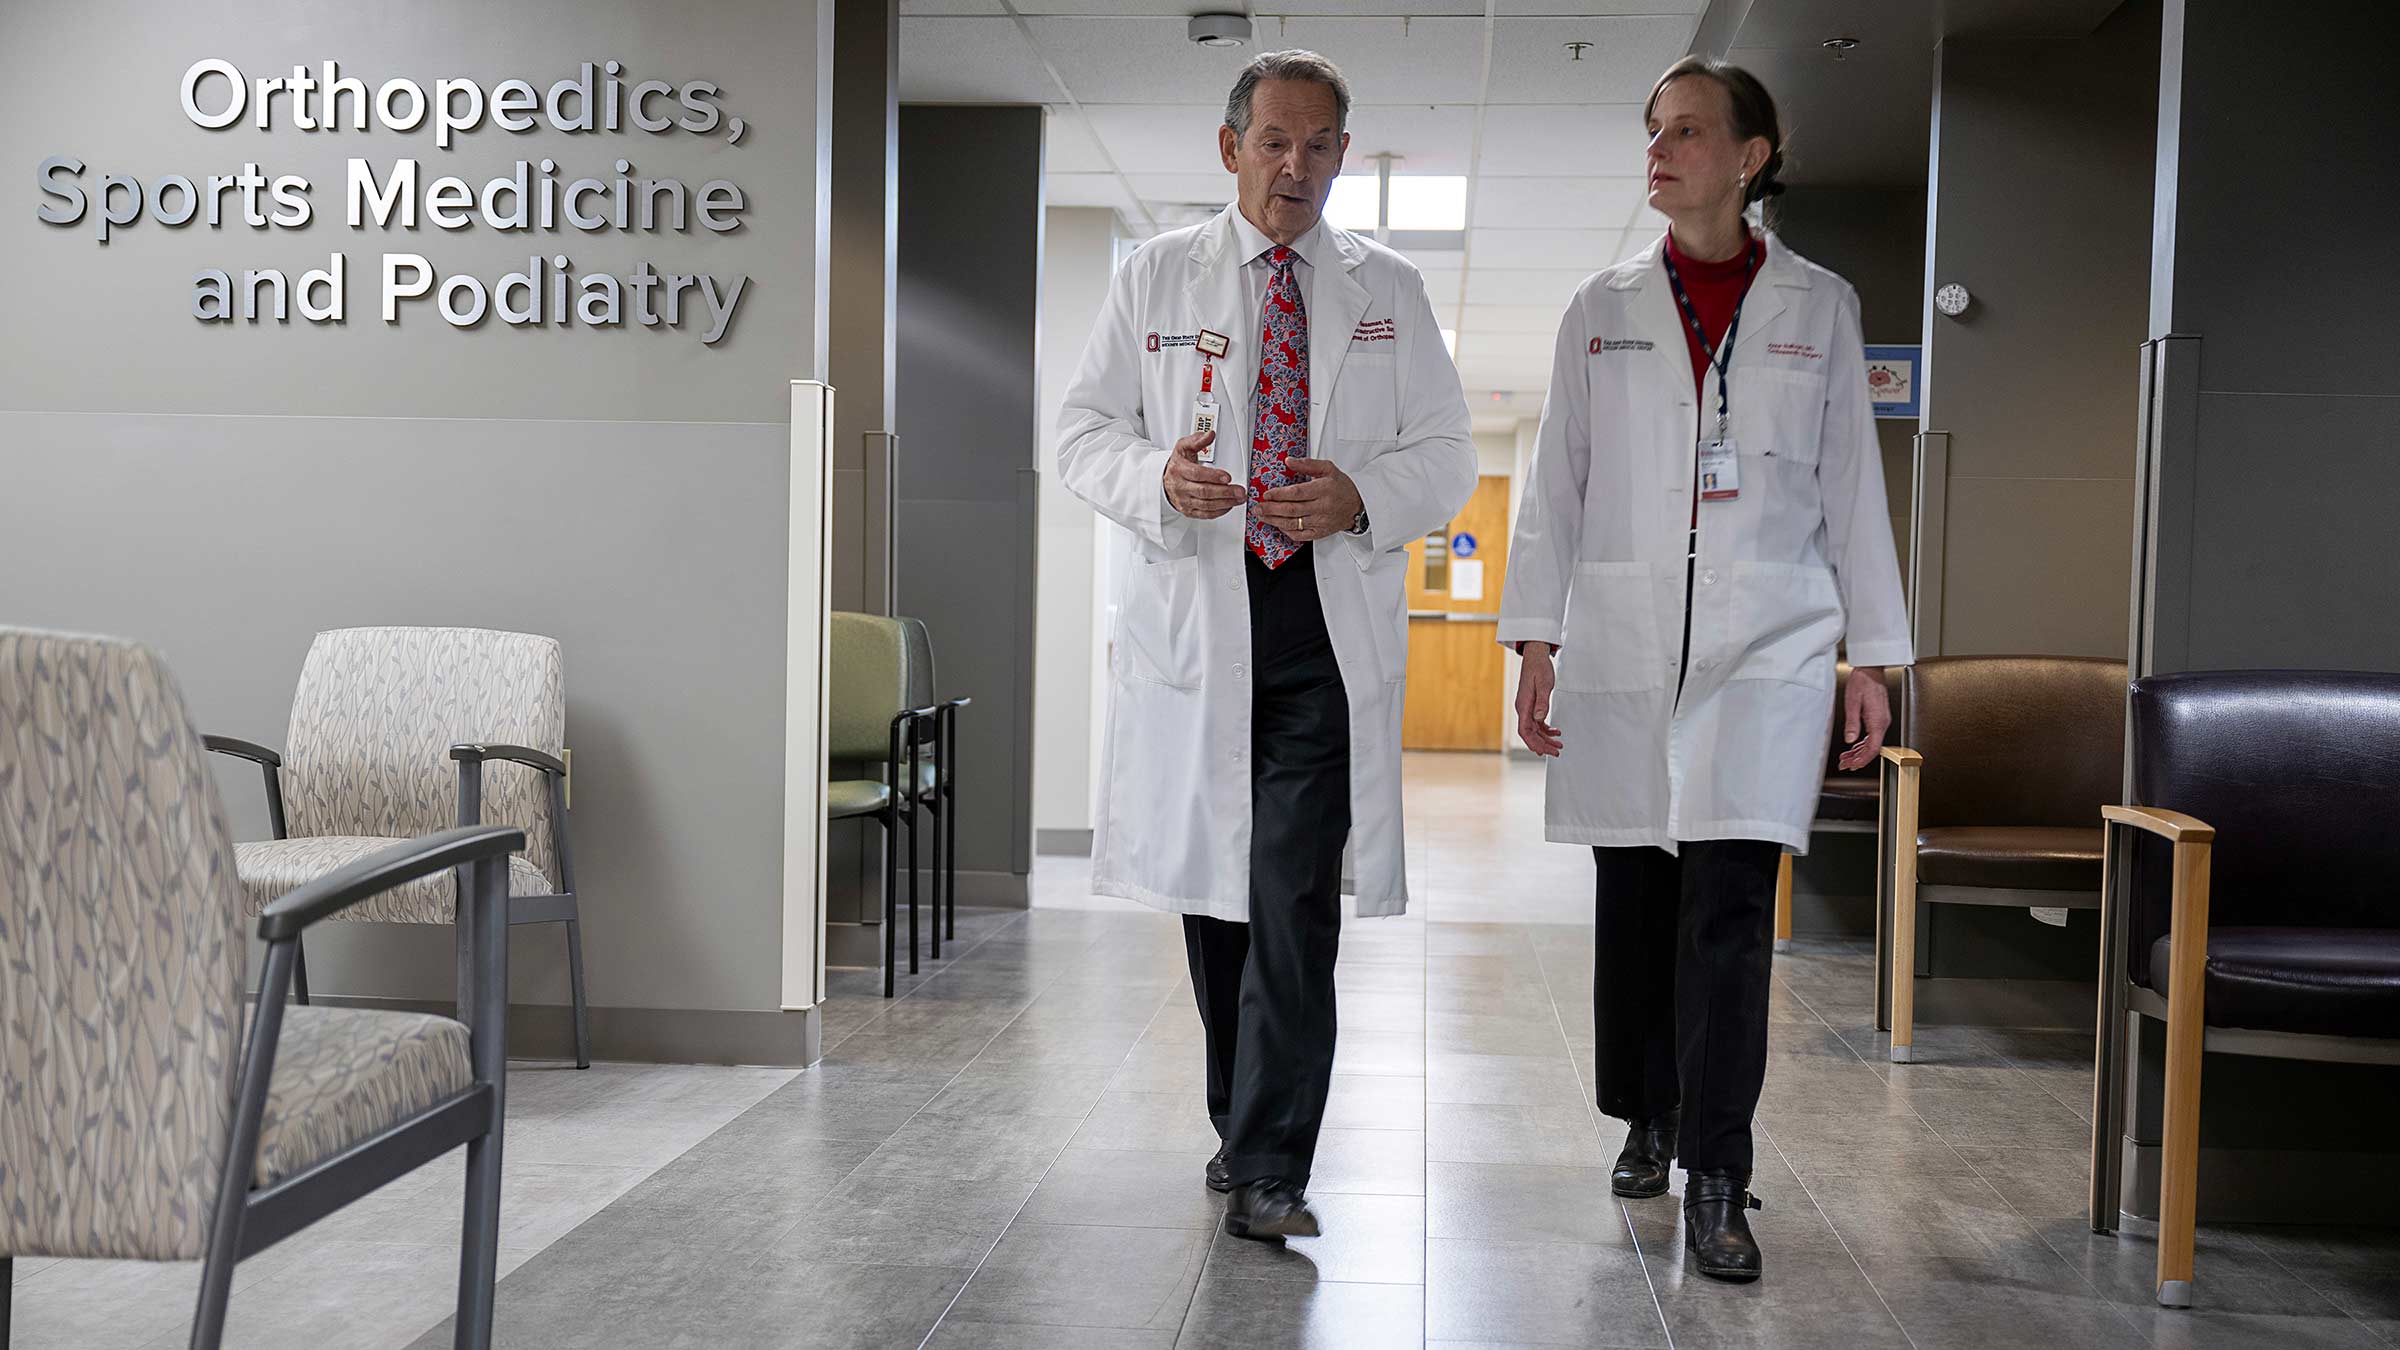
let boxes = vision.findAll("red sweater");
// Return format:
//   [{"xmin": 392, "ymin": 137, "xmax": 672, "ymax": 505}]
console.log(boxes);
[{"xmin": 1663, "ymin": 230, "xmax": 1764, "ymax": 394}]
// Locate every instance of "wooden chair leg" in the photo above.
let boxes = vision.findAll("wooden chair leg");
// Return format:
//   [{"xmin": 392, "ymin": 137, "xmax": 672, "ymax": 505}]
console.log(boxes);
[
  {"xmin": 1773, "ymin": 852, "xmax": 1794, "ymax": 953},
  {"xmin": 1886, "ymin": 824, "xmax": 1922, "ymax": 1064},
  {"xmin": 2156, "ymin": 838, "xmax": 2213, "ymax": 1308}
]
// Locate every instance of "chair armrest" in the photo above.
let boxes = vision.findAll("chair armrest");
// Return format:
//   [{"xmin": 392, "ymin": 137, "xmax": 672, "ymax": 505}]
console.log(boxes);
[
  {"xmin": 941, "ymin": 696, "xmax": 974, "ymax": 711},
  {"xmin": 258, "ymin": 825, "xmax": 526, "ymax": 941},
  {"xmin": 1877, "ymin": 745, "xmax": 1922, "ymax": 769},
  {"xmin": 450, "ymin": 742, "xmax": 566, "ymax": 777},
  {"xmin": 2102, "ymin": 805, "xmax": 2216, "ymax": 844},
  {"xmin": 203, "ymin": 734, "xmax": 282, "ymax": 769}
]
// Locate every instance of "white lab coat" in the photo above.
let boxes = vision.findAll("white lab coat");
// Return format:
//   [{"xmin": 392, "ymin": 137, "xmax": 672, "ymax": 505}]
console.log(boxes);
[
  {"xmin": 1497, "ymin": 233, "xmax": 1913, "ymax": 854},
  {"xmin": 1057, "ymin": 206, "xmax": 1477, "ymax": 922}
]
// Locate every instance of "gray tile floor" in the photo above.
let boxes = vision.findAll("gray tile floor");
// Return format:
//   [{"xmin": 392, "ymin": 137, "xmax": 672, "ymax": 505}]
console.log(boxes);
[{"xmin": 16, "ymin": 754, "xmax": 2400, "ymax": 1348}]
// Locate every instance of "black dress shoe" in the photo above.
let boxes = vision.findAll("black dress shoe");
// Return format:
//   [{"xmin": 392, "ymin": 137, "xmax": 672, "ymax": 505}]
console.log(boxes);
[
  {"xmin": 1224, "ymin": 1180, "xmax": 1321, "ymax": 1241},
  {"xmin": 1611, "ymin": 1110, "xmax": 1680, "ymax": 1199},
  {"xmin": 1206, "ymin": 1145, "xmax": 1233, "ymax": 1193},
  {"xmin": 1682, "ymin": 1169, "xmax": 1764, "ymax": 1282}
]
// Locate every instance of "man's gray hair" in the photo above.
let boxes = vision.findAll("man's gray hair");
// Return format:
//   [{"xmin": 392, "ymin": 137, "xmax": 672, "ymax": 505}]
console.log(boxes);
[{"xmin": 1223, "ymin": 49, "xmax": 1351, "ymax": 140}]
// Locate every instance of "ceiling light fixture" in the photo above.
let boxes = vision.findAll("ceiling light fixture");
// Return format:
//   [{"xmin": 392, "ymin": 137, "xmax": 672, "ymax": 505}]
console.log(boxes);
[
  {"xmin": 1823, "ymin": 36, "xmax": 1859, "ymax": 60},
  {"xmin": 1564, "ymin": 41, "xmax": 1592, "ymax": 61},
  {"xmin": 1189, "ymin": 14, "xmax": 1252, "ymax": 48}
]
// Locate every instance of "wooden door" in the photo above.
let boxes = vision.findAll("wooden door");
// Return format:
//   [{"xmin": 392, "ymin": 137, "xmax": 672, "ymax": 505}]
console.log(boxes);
[{"xmin": 1402, "ymin": 475, "xmax": 1512, "ymax": 751}]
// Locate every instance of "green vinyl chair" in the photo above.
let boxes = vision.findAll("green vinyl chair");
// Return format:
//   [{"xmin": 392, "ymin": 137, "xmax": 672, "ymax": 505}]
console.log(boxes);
[{"xmin": 828, "ymin": 613, "xmax": 934, "ymax": 996}]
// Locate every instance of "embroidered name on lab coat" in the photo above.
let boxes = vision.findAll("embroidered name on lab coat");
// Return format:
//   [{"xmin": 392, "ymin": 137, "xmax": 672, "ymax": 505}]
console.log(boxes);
[
  {"xmin": 1766, "ymin": 341, "xmax": 1823, "ymax": 361},
  {"xmin": 1589, "ymin": 337, "xmax": 1655, "ymax": 354},
  {"xmin": 1352, "ymin": 319, "xmax": 1396, "ymax": 343},
  {"xmin": 1146, "ymin": 331, "xmax": 1200, "ymax": 352}
]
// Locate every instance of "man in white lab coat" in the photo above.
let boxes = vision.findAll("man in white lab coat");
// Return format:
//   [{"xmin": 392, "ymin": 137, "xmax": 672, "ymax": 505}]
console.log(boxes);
[{"xmin": 1057, "ymin": 49, "xmax": 1476, "ymax": 1240}]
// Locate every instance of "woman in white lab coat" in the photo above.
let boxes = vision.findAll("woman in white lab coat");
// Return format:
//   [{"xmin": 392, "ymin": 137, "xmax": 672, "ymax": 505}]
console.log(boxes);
[{"xmin": 1497, "ymin": 58, "xmax": 1912, "ymax": 1283}]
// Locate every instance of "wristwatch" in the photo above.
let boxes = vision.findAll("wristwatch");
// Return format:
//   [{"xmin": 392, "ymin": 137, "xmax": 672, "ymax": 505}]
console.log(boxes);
[{"xmin": 1346, "ymin": 509, "xmax": 1370, "ymax": 537}]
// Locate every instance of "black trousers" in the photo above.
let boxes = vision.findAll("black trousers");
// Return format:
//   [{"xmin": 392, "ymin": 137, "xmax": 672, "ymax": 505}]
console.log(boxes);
[
  {"xmin": 1184, "ymin": 546, "xmax": 1351, "ymax": 1189},
  {"xmin": 1591, "ymin": 839, "xmax": 1782, "ymax": 1176}
]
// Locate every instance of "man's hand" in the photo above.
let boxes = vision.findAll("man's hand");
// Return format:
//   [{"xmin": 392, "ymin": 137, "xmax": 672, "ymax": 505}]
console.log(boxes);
[
  {"xmin": 1164, "ymin": 432, "xmax": 1245, "ymax": 520},
  {"xmin": 1836, "ymin": 665, "xmax": 1893, "ymax": 771},
  {"xmin": 1254, "ymin": 457, "xmax": 1366, "ymax": 544},
  {"xmin": 1516, "ymin": 643, "xmax": 1563, "ymax": 757}
]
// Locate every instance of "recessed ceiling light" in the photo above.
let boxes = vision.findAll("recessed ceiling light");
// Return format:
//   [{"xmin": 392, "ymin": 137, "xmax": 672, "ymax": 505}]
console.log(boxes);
[{"xmin": 1189, "ymin": 14, "xmax": 1251, "ymax": 48}]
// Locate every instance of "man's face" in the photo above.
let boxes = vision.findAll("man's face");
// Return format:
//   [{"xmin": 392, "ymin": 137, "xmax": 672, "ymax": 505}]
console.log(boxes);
[{"xmin": 1220, "ymin": 79, "xmax": 1349, "ymax": 245}]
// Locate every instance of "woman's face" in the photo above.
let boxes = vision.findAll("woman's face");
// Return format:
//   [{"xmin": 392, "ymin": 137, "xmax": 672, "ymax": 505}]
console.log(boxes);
[{"xmin": 1644, "ymin": 76, "xmax": 1767, "ymax": 221}]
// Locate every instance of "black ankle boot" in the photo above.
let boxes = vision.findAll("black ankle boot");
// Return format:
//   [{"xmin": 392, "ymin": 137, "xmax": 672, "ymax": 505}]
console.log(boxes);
[
  {"xmin": 1682, "ymin": 1169, "xmax": 1763, "ymax": 1282},
  {"xmin": 1610, "ymin": 1110, "xmax": 1680, "ymax": 1198}
]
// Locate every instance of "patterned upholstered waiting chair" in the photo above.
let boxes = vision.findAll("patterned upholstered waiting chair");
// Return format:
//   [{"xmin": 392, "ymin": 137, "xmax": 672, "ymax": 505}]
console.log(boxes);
[
  {"xmin": 206, "ymin": 627, "xmax": 587, "ymax": 1067},
  {"xmin": 0, "ymin": 628, "xmax": 518, "ymax": 1350}
]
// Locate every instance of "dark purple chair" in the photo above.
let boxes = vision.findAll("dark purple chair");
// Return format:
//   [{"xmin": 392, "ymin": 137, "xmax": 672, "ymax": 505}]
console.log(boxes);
[{"xmin": 2090, "ymin": 671, "xmax": 2400, "ymax": 1308}]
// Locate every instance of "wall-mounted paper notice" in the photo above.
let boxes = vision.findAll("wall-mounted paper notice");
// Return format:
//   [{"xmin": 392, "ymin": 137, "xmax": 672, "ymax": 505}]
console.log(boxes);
[{"xmin": 1450, "ymin": 559, "xmax": 1485, "ymax": 601}]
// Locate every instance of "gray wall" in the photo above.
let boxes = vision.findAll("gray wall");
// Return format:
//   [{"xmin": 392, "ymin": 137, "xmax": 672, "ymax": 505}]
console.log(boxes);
[
  {"xmin": 896, "ymin": 104, "xmax": 1042, "ymax": 896},
  {"xmin": 1919, "ymin": 0, "xmax": 2159, "ymax": 660},
  {"xmin": 2140, "ymin": 0, "xmax": 2400, "ymax": 674},
  {"xmin": 0, "ymin": 0, "xmax": 824, "ymax": 1053},
  {"xmin": 1773, "ymin": 184, "xmax": 1926, "ymax": 579}
]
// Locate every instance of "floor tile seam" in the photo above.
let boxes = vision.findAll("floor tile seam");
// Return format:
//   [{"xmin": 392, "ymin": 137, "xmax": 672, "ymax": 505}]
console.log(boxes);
[
  {"xmin": 1756, "ymin": 1124, "xmax": 1921, "ymax": 1350},
  {"xmin": 1526, "ymin": 916, "xmax": 1678, "ymax": 1350},
  {"xmin": 912, "ymin": 929, "xmax": 1188, "ymax": 1350},
  {"xmin": 2222, "ymin": 1228, "xmax": 2398, "ymax": 1345},
  {"xmin": 817, "ymin": 912, "xmax": 1051, "ymax": 1056},
  {"xmin": 1930, "ymin": 1110, "xmax": 2169, "ymax": 1342}
]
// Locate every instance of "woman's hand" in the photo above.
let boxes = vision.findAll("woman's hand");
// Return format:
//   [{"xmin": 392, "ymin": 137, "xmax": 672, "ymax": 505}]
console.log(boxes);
[
  {"xmin": 1516, "ymin": 643, "xmax": 1564, "ymax": 757},
  {"xmin": 1836, "ymin": 665, "xmax": 1892, "ymax": 771}
]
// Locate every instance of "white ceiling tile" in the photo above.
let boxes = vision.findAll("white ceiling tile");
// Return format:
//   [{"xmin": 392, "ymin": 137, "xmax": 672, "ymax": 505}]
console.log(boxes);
[
  {"xmin": 1084, "ymin": 105, "xmax": 1233, "ymax": 177},
  {"xmin": 1461, "ymin": 303, "xmax": 1570, "ymax": 333},
  {"xmin": 1027, "ymin": 18, "xmax": 1258, "ymax": 104},
  {"xmin": 1263, "ymin": 0, "xmax": 1487, "ymax": 14},
  {"xmin": 1494, "ymin": 0, "xmax": 1703, "ymax": 12},
  {"xmin": 1126, "ymin": 172, "xmax": 1238, "ymax": 212},
  {"xmin": 1045, "ymin": 111, "xmax": 1117, "ymax": 173},
  {"xmin": 1476, "ymin": 106, "xmax": 1650, "ymax": 177},
  {"xmin": 1469, "ymin": 227, "xmax": 1618, "ymax": 271},
  {"xmin": 1418, "ymin": 269, "xmax": 1463, "ymax": 300},
  {"xmin": 1262, "ymin": 18, "xmax": 1489, "ymax": 106},
  {"xmin": 1047, "ymin": 173, "xmax": 1138, "ymax": 213},
  {"xmin": 1342, "ymin": 104, "xmax": 1479, "ymax": 176},
  {"xmin": 1464, "ymin": 267, "xmax": 1591, "ymax": 308},
  {"xmin": 1399, "ymin": 248, "xmax": 1467, "ymax": 273},
  {"xmin": 1485, "ymin": 15, "xmax": 1695, "ymax": 105},
  {"xmin": 901, "ymin": 0, "xmax": 1004, "ymax": 13},
  {"xmin": 1471, "ymin": 176, "xmax": 1647, "ymax": 230},
  {"xmin": 899, "ymin": 18, "xmax": 1061, "ymax": 103}
]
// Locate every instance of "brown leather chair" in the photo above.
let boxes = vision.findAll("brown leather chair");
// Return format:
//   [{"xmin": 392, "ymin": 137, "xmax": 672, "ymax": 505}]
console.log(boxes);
[
  {"xmin": 1772, "ymin": 662, "xmax": 1905, "ymax": 953},
  {"xmin": 1874, "ymin": 655, "xmax": 2128, "ymax": 1061}
]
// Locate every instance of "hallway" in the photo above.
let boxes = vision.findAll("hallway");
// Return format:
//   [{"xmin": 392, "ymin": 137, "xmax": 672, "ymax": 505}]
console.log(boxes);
[{"xmin": 14, "ymin": 756, "xmax": 2397, "ymax": 1348}]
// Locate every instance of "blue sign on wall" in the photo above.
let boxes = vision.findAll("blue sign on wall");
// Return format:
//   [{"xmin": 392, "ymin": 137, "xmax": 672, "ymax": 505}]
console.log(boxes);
[
  {"xmin": 1451, "ymin": 532, "xmax": 1478, "ymax": 558},
  {"xmin": 1863, "ymin": 344, "xmax": 1921, "ymax": 420}
]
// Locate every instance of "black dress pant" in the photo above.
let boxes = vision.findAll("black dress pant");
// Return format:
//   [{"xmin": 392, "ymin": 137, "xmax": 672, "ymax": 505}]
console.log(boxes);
[
  {"xmin": 1184, "ymin": 545, "xmax": 1351, "ymax": 1189},
  {"xmin": 1591, "ymin": 839, "xmax": 1782, "ymax": 1176}
]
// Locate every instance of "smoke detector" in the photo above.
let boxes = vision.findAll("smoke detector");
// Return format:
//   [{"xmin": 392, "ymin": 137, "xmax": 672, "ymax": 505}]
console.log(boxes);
[{"xmin": 1189, "ymin": 14, "xmax": 1252, "ymax": 48}]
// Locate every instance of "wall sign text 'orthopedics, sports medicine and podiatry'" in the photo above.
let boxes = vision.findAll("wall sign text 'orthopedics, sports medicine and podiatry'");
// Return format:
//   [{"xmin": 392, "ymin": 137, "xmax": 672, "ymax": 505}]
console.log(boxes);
[{"xmin": 32, "ymin": 60, "xmax": 754, "ymax": 345}]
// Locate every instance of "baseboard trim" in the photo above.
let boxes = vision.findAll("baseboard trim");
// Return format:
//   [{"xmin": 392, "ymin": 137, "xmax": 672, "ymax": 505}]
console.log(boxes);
[
  {"xmin": 1909, "ymin": 976, "xmax": 2096, "ymax": 1032},
  {"xmin": 1036, "ymin": 828, "xmax": 1093, "ymax": 857},
  {"xmin": 957, "ymin": 869, "xmax": 1028, "ymax": 908},
  {"xmin": 306, "ymin": 995, "xmax": 821, "ymax": 1068},
  {"xmin": 2116, "ymin": 1138, "xmax": 2400, "ymax": 1224}
]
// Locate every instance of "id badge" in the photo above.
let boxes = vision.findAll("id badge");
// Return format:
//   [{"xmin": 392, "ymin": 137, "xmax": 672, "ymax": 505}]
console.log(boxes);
[
  {"xmin": 1699, "ymin": 438, "xmax": 1741, "ymax": 501},
  {"xmin": 1192, "ymin": 360, "xmax": 1221, "ymax": 463}
]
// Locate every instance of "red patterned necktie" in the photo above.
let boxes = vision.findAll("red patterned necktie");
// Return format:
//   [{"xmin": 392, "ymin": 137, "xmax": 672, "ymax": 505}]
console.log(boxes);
[{"xmin": 1246, "ymin": 245, "xmax": 1307, "ymax": 569}]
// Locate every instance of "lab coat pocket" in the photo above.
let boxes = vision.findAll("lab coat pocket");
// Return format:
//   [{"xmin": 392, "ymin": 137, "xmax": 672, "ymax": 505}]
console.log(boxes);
[
  {"xmin": 1749, "ymin": 367, "xmax": 1829, "ymax": 465},
  {"xmin": 1363, "ymin": 548, "xmax": 1409, "ymax": 684},
  {"xmin": 1120, "ymin": 553, "xmax": 1204, "ymax": 690},
  {"xmin": 1557, "ymin": 561, "xmax": 1664, "ymax": 693},
  {"xmin": 1726, "ymin": 560, "xmax": 1844, "ymax": 688}
]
